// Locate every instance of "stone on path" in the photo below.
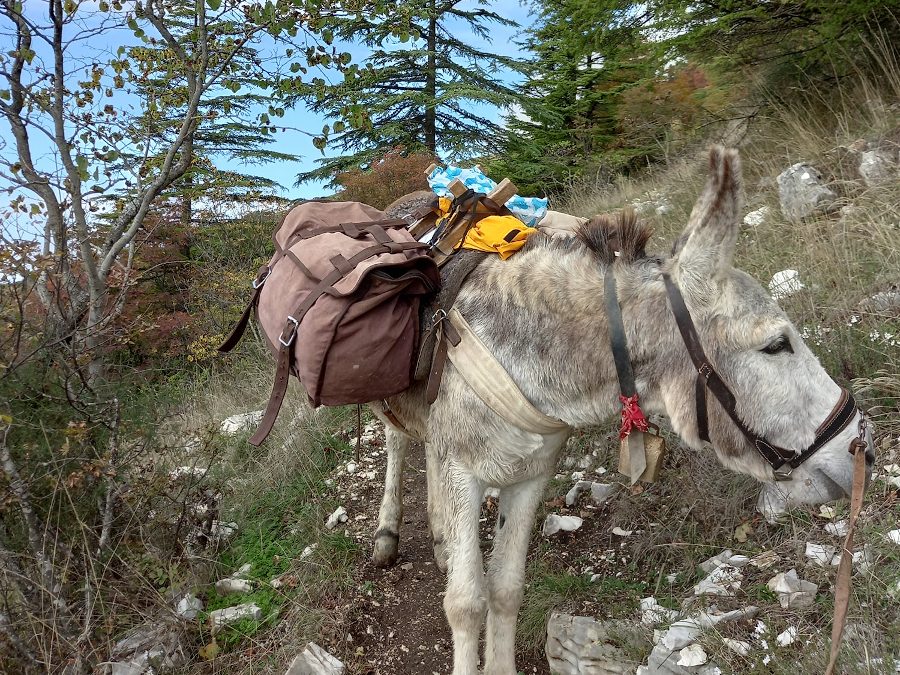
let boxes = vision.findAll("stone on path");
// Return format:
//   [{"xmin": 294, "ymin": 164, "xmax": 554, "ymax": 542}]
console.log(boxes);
[
  {"xmin": 767, "ymin": 569, "xmax": 818, "ymax": 609},
  {"xmin": 175, "ymin": 594, "xmax": 203, "ymax": 620},
  {"xmin": 545, "ymin": 613, "xmax": 644, "ymax": 675},
  {"xmin": 284, "ymin": 642, "xmax": 345, "ymax": 675},
  {"xmin": 542, "ymin": 514, "xmax": 583, "ymax": 536},
  {"xmin": 215, "ymin": 577, "xmax": 253, "ymax": 595},
  {"xmin": 325, "ymin": 506, "xmax": 348, "ymax": 530},
  {"xmin": 107, "ymin": 622, "xmax": 187, "ymax": 674},
  {"xmin": 219, "ymin": 410, "xmax": 264, "ymax": 435},
  {"xmin": 858, "ymin": 148, "xmax": 897, "ymax": 187}
]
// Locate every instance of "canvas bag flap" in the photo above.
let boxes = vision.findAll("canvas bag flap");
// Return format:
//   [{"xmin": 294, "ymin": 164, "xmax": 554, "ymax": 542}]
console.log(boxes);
[{"xmin": 257, "ymin": 200, "xmax": 438, "ymax": 406}]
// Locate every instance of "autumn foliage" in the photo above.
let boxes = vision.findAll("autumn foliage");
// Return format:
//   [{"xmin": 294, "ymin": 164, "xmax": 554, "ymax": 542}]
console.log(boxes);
[{"xmin": 333, "ymin": 149, "xmax": 436, "ymax": 210}]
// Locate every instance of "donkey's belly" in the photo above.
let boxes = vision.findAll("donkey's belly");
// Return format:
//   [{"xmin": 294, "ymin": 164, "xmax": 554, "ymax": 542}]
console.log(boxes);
[{"xmin": 468, "ymin": 427, "xmax": 571, "ymax": 487}]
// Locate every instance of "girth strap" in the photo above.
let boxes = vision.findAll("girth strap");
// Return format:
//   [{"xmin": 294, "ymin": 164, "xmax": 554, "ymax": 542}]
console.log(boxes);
[{"xmin": 428, "ymin": 308, "xmax": 569, "ymax": 436}]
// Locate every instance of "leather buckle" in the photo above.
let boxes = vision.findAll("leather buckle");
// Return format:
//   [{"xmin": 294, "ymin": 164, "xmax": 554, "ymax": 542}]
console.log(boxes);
[
  {"xmin": 698, "ymin": 363, "xmax": 712, "ymax": 379},
  {"xmin": 773, "ymin": 465, "xmax": 793, "ymax": 481},
  {"xmin": 432, "ymin": 308, "xmax": 447, "ymax": 325},
  {"xmin": 252, "ymin": 267, "xmax": 270, "ymax": 289},
  {"xmin": 279, "ymin": 315, "xmax": 299, "ymax": 347}
]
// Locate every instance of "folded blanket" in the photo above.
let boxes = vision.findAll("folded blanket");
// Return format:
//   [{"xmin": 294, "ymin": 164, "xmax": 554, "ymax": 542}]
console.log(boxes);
[{"xmin": 427, "ymin": 165, "xmax": 548, "ymax": 227}]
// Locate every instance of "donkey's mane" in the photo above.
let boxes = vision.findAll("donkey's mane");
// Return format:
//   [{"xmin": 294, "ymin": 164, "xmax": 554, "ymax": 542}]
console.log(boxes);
[
  {"xmin": 526, "ymin": 207, "xmax": 653, "ymax": 265},
  {"xmin": 578, "ymin": 207, "xmax": 652, "ymax": 264}
]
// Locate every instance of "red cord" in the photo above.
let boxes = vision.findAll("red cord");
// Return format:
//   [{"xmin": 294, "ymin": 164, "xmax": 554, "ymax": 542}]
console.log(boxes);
[{"xmin": 619, "ymin": 393, "xmax": 649, "ymax": 439}]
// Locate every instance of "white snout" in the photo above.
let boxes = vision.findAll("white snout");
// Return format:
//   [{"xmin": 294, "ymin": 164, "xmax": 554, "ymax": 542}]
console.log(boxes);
[{"xmin": 773, "ymin": 412, "xmax": 873, "ymax": 507}]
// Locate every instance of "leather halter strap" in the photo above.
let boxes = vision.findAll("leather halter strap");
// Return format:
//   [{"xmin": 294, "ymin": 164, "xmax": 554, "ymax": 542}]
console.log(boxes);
[{"xmin": 661, "ymin": 272, "xmax": 860, "ymax": 479}]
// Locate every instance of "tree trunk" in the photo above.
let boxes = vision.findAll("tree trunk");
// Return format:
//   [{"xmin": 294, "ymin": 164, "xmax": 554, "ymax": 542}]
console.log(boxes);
[{"xmin": 424, "ymin": 0, "xmax": 437, "ymax": 153}]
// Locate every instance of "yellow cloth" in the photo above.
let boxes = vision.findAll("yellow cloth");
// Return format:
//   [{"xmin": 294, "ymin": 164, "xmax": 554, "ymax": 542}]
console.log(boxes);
[
  {"xmin": 431, "ymin": 197, "xmax": 536, "ymax": 259},
  {"xmin": 462, "ymin": 215, "xmax": 537, "ymax": 260}
]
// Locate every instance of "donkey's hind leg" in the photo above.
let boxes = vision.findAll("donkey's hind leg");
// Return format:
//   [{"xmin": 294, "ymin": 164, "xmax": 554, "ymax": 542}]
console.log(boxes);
[
  {"xmin": 484, "ymin": 476, "xmax": 548, "ymax": 675},
  {"xmin": 372, "ymin": 425, "xmax": 410, "ymax": 567}
]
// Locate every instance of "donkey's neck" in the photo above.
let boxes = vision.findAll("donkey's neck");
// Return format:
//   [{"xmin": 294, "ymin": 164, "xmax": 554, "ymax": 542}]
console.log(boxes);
[{"xmin": 455, "ymin": 243, "xmax": 668, "ymax": 428}]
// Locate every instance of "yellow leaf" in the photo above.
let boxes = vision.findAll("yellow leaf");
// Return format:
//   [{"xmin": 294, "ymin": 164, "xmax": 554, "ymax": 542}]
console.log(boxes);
[
  {"xmin": 199, "ymin": 641, "xmax": 220, "ymax": 660},
  {"xmin": 733, "ymin": 522, "xmax": 753, "ymax": 543},
  {"xmin": 0, "ymin": 414, "xmax": 12, "ymax": 425}
]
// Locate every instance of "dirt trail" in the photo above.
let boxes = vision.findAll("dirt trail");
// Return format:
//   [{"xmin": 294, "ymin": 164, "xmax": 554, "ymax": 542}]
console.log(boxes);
[{"xmin": 325, "ymin": 439, "xmax": 548, "ymax": 675}]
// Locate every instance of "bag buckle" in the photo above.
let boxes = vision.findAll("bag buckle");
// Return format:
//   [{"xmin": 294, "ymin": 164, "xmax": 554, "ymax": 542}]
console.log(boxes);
[
  {"xmin": 279, "ymin": 315, "xmax": 299, "ymax": 347},
  {"xmin": 252, "ymin": 267, "xmax": 270, "ymax": 289}
]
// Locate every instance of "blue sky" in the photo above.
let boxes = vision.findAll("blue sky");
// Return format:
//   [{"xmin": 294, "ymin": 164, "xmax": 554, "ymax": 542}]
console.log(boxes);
[{"xmin": 229, "ymin": 0, "xmax": 536, "ymax": 200}]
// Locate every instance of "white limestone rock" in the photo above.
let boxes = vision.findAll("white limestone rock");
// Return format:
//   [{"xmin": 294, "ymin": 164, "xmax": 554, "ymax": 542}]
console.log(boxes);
[
  {"xmin": 640, "ymin": 597, "xmax": 680, "ymax": 627},
  {"xmin": 565, "ymin": 480, "xmax": 593, "ymax": 507},
  {"xmin": 677, "ymin": 644, "xmax": 708, "ymax": 667},
  {"xmin": 542, "ymin": 514, "xmax": 583, "ymax": 536},
  {"xmin": 767, "ymin": 569, "xmax": 818, "ymax": 609},
  {"xmin": 699, "ymin": 550, "xmax": 750, "ymax": 574},
  {"xmin": 209, "ymin": 603, "xmax": 262, "ymax": 634},
  {"xmin": 694, "ymin": 564, "xmax": 743, "ymax": 597},
  {"xmin": 175, "ymin": 594, "xmax": 203, "ymax": 620},
  {"xmin": 743, "ymin": 206, "xmax": 770, "ymax": 227},
  {"xmin": 325, "ymin": 506, "xmax": 348, "ymax": 530},
  {"xmin": 805, "ymin": 542, "xmax": 838, "ymax": 566},
  {"xmin": 645, "ymin": 641, "xmax": 722, "ymax": 674},
  {"xmin": 107, "ymin": 622, "xmax": 188, "ymax": 674},
  {"xmin": 219, "ymin": 410, "xmax": 264, "ymax": 435},
  {"xmin": 210, "ymin": 520, "xmax": 239, "ymax": 546},
  {"xmin": 722, "ymin": 638, "xmax": 750, "ymax": 657},
  {"xmin": 215, "ymin": 577, "xmax": 253, "ymax": 595},
  {"xmin": 757, "ymin": 485, "xmax": 789, "ymax": 524},
  {"xmin": 776, "ymin": 163, "xmax": 837, "ymax": 222},
  {"xmin": 590, "ymin": 483, "xmax": 619, "ymax": 505},
  {"xmin": 769, "ymin": 269, "xmax": 805, "ymax": 300},
  {"xmin": 776, "ymin": 626, "xmax": 798, "ymax": 647},
  {"xmin": 545, "ymin": 613, "xmax": 644, "ymax": 675},
  {"xmin": 825, "ymin": 520, "xmax": 850, "ymax": 537},
  {"xmin": 284, "ymin": 642, "xmax": 345, "ymax": 675},
  {"xmin": 858, "ymin": 148, "xmax": 897, "ymax": 187}
]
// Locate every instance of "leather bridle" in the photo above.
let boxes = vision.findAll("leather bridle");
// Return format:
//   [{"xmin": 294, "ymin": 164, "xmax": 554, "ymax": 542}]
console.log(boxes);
[{"xmin": 661, "ymin": 272, "xmax": 866, "ymax": 481}]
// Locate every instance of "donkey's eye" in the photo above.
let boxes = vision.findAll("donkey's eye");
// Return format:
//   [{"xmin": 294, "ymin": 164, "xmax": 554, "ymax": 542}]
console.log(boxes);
[{"xmin": 761, "ymin": 335, "xmax": 793, "ymax": 355}]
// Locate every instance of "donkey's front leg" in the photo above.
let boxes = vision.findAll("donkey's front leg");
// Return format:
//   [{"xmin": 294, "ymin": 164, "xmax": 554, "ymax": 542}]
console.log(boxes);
[
  {"xmin": 442, "ymin": 461, "xmax": 486, "ymax": 675},
  {"xmin": 425, "ymin": 441, "xmax": 449, "ymax": 572},
  {"xmin": 373, "ymin": 425, "xmax": 410, "ymax": 567},
  {"xmin": 484, "ymin": 476, "xmax": 548, "ymax": 675}
]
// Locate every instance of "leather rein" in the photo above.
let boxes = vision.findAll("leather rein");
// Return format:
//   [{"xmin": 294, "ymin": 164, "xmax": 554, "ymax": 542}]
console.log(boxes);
[{"xmin": 661, "ymin": 272, "xmax": 865, "ymax": 480}]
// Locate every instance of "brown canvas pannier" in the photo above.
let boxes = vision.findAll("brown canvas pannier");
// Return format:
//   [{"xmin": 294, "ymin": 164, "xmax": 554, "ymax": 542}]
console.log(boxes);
[{"xmin": 219, "ymin": 200, "xmax": 440, "ymax": 445}]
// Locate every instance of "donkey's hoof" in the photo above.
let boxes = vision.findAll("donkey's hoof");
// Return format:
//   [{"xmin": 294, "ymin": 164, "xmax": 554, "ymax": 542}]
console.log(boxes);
[{"xmin": 372, "ymin": 529, "xmax": 400, "ymax": 567}]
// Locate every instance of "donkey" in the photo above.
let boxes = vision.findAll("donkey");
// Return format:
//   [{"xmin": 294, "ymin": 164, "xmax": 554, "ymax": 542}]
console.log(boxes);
[{"xmin": 367, "ymin": 147, "xmax": 874, "ymax": 675}]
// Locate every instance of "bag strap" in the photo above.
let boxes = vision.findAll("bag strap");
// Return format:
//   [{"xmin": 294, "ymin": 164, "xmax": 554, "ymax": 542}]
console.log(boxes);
[{"xmin": 218, "ymin": 266, "xmax": 270, "ymax": 353}]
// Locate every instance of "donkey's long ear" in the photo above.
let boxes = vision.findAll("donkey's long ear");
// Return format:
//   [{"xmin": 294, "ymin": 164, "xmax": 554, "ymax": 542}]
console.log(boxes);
[{"xmin": 672, "ymin": 146, "xmax": 742, "ymax": 286}]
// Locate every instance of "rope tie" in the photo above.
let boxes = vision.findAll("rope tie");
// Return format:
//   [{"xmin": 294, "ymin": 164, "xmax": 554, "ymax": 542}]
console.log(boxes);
[{"xmin": 618, "ymin": 393, "xmax": 649, "ymax": 439}]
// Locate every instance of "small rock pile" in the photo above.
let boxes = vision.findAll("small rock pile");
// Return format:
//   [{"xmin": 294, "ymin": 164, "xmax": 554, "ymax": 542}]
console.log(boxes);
[{"xmin": 545, "ymin": 547, "xmax": 833, "ymax": 675}]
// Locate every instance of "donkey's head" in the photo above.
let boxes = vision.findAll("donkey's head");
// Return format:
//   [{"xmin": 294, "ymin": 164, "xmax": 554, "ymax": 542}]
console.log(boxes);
[{"xmin": 659, "ymin": 147, "xmax": 873, "ymax": 505}]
